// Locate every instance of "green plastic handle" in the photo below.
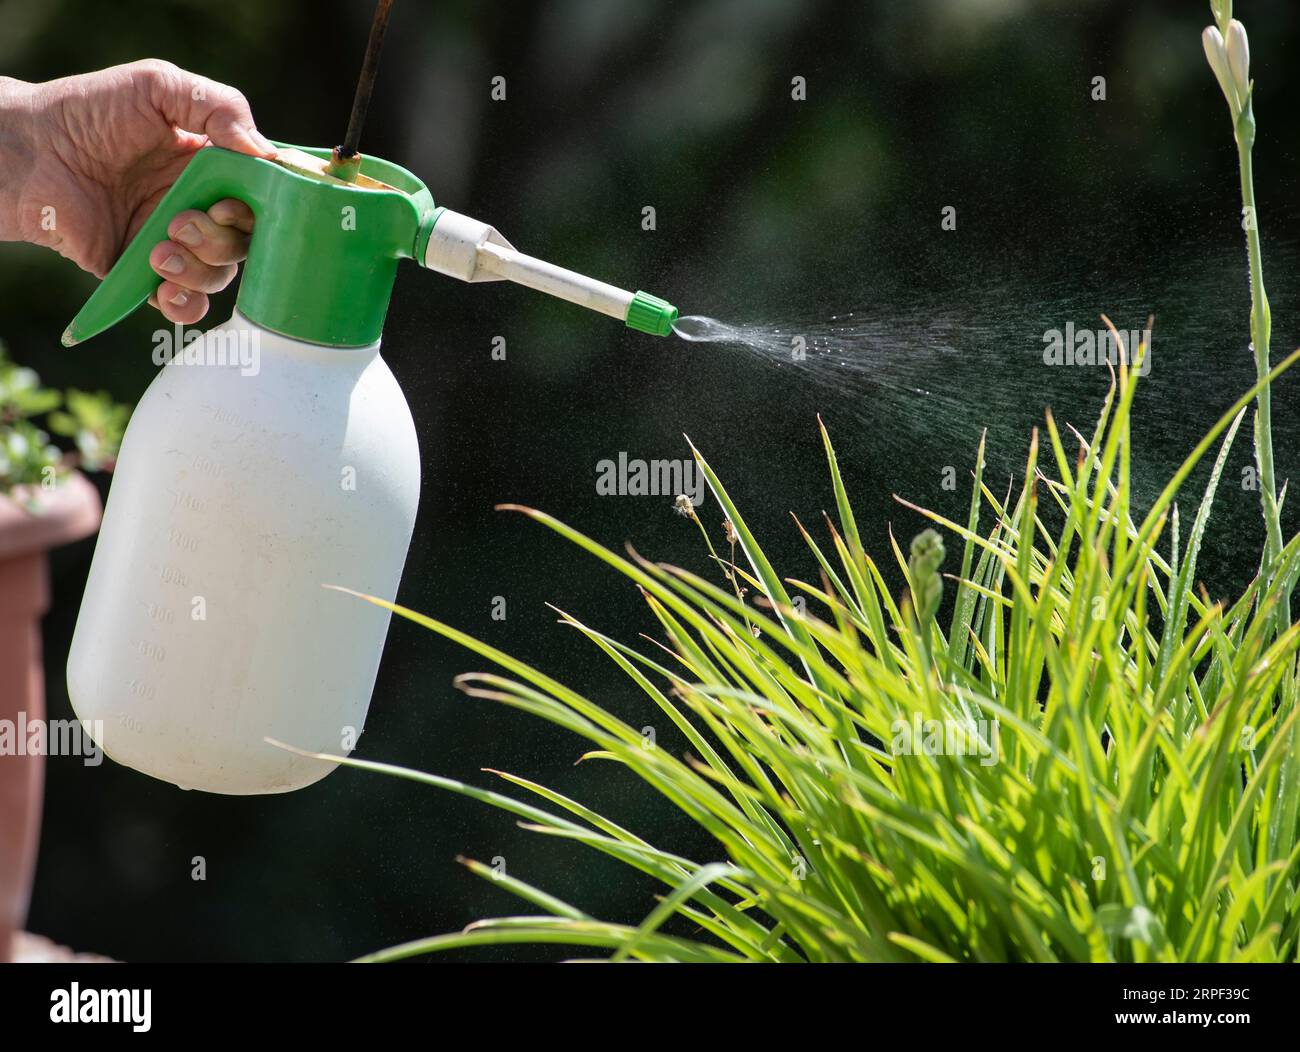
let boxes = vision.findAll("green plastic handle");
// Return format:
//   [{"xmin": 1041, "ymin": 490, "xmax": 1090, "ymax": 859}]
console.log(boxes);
[
  {"xmin": 63, "ymin": 144, "xmax": 434, "ymax": 348},
  {"xmin": 62, "ymin": 148, "xmax": 275, "ymax": 347}
]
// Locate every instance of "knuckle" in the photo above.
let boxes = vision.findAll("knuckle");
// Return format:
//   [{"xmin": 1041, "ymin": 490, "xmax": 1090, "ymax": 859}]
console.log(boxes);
[
  {"xmin": 212, "ymin": 84, "xmax": 251, "ymax": 117},
  {"xmin": 195, "ymin": 263, "xmax": 233, "ymax": 292},
  {"xmin": 210, "ymin": 200, "xmax": 255, "ymax": 231},
  {"xmin": 167, "ymin": 211, "xmax": 205, "ymax": 236},
  {"xmin": 194, "ymin": 244, "xmax": 229, "ymax": 267},
  {"xmin": 134, "ymin": 58, "xmax": 181, "ymax": 84}
]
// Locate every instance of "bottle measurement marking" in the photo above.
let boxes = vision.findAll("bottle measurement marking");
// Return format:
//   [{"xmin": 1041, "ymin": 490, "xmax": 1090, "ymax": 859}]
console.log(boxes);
[
  {"xmin": 167, "ymin": 527, "xmax": 200, "ymax": 553},
  {"xmin": 168, "ymin": 487, "xmax": 207, "ymax": 513},
  {"xmin": 157, "ymin": 563, "xmax": 191, "ymax": 587},
  {"xmin": 203, "ymin": 403, "xmax": 248, "ymax": 429},
  {"xmin": 127, "ymin": 678, "xmax": 156, "ymax": 702},
  {"xmin": 135, "ymin": 638, "xmax": 167, "ymax": 663},
  {"xmin": 202, "ymin": 403, "xmax": 297, "ymax": 445},
  {"xmin": 139, "ymin": 600, "xmax": 174, "ymax": 625},
  {"xmin": 191, "ymin": 454, "xmax": 224, "ymax": 479}
]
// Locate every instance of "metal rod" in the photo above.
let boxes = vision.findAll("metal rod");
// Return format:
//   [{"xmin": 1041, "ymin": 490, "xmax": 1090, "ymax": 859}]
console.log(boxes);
[{"xmin": 331, "ymin": 0, "xmax": 394, "ymax": 177}]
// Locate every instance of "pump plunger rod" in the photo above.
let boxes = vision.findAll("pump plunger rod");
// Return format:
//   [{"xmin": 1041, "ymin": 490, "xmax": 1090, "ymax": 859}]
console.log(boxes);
[{"xmin": 328, "ymin": 0, "xmax": 394, "ymax": 181}]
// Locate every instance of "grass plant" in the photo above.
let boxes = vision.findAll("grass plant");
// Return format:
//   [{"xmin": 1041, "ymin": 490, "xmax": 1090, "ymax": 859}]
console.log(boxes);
[{"xmin": 289, "ymin": 2, "xmax": 1300, "ymax": 963}]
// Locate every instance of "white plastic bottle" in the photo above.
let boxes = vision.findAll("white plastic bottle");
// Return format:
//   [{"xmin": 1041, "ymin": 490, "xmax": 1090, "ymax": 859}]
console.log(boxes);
[
  {"xmin": 67, "ymin": 315, "xmax": 420, "ymax": 793},
  {"xmin": 58, "ymin": 141, "xmax": 675, "ymax": 795}
]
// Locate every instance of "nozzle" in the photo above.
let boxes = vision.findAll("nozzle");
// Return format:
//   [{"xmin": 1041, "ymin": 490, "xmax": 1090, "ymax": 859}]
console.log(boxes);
[
  {"xmin": 420, "ymin": 209, "xmax": 677, "ymax": 336},
  {"xmin": 625, "ymin": 291, "xmax": 678, "ymax": 337}
]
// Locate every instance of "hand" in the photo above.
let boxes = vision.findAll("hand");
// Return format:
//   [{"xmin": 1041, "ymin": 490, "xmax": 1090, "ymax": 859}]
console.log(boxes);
[{"xmin": 0, "ymin": 59, "xmax": 274, "ymax": 324}]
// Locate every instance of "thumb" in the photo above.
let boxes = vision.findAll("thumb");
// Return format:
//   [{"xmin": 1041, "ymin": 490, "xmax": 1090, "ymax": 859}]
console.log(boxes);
[{"xmin": 142, "ymin": 61, "xmax": 276, "ymax": 158}]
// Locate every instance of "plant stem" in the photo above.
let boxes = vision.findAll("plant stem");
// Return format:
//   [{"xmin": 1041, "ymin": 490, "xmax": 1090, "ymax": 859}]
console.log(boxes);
[{"xmin": 1236, "ymin": 113, "xmax": 1289, "ymax": 627}]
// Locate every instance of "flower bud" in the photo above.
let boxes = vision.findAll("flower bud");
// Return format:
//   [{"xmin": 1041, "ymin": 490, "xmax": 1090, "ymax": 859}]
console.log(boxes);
[
  {"xmin": 1225, "ymin": 19, "xmax": 1250, "ymax": 101},
  {"xmin": 908, "ymin": 528, "xmax": 945, "ymax": 624},
  {"xmin": 1202, "ymin": 25, "xmax": 1236, "ymax": 110}
]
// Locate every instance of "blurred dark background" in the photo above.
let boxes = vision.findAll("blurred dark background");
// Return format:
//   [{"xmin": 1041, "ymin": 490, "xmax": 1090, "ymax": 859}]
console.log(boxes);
[{"xmin": 6, "ymin": 0, "xmax": 1300, "ymax": 960}]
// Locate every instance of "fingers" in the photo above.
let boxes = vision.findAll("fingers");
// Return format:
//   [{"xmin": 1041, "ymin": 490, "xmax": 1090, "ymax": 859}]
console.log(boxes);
[
  {"xmin": 204, "ymin": 198, "xmax": 256, "ymax": 236},
  {"xmin": 148, "ymin": 285, "xmax": 209, "ymax": 326},
  {"xmin": 166, "ymin": 204, "xmax": 253, "ymax": 264},
  {"xmin": 149, "ymin": 239, "xmax": 237, "ymax": 294},
  {"xmin": 134, "ymin": 59, "xmax": 276, "ymax": 158},
  {"xmin": 146, "ymin": 199, "xmax": 253, "ymax": 324}
]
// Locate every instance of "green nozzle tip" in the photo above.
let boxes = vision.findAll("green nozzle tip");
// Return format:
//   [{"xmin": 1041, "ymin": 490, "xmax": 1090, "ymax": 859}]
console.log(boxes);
[{"xmin": 626, "ymin": 291, "xmax": 678, "ymax": 337}]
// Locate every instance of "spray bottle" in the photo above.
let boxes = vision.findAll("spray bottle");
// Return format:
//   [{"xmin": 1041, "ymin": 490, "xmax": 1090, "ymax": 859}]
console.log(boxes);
[{"xmin": 61, "ymin": 20, "xmax": 676, "ymax": 796}]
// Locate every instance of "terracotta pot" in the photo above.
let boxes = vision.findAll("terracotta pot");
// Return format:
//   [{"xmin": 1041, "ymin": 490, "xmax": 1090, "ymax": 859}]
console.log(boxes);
[{"xmin": 0, "ymin": 472, "xmax": 101, "ymax": 963}]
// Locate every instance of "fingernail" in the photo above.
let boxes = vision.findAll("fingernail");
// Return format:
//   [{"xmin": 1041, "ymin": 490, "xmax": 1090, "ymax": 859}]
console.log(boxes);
[
  {"xmin": 169, "ymin": 289, "xmax": 189, "ymax": 307},
  {"xmin": 174, "ymin": 223, "xmax": 202, "ymax": 247},
  {"xmin": 159, "ymin": 253, "xmax": 185, "ymax": 275}
]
